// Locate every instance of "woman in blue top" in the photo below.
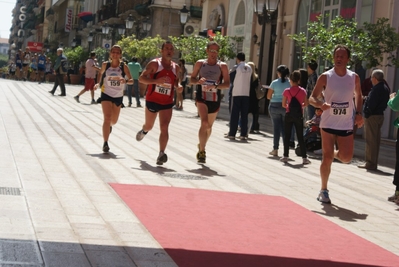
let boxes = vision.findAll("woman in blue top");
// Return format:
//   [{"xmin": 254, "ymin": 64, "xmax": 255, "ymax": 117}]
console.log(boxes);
[{"xmin": 267, "ymin": 65, "xmax": 290, "ymax": 156}]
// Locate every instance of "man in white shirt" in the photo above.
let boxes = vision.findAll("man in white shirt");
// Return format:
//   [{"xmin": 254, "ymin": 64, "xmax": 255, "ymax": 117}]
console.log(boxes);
[
  {"xmin": 74, "ymin": 52, "xmax": 101, "ymax": 104},
  {"xmin": 226, "ymin": 52, "xmax": 252, "ymax": 140}
]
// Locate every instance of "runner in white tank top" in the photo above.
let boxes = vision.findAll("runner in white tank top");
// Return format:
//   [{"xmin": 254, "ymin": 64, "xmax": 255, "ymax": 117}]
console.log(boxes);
[
  {"xmin": 320, "ymin": 68, "xmax": 357, "ymax": 131},
  {"xmin": 309, "ymin": 44, "xmax": 364, "ymax": 204}
]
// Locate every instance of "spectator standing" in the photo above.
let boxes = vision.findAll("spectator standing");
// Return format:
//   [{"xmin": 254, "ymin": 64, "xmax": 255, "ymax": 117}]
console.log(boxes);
[
  {"xmin": 358, "ymin": 69, "xmax": 390, "ymax": 170},
  {"xmin": 267, "ymin": 65, "xmax": 290, "ymax": 157},
  {"xmin": 306, "ymin": 60, "xmax": 318, "ymax": 120},
  {"xmin": 48, "ymin": 48, "xmax": 67, "ymax": 96},
  {"xmin": 248, "ymin": 61, "xmax": 260, "ymax": 133},
  {"xmin": 309, "ymin": 44, "xmax": 364, "ymax": 204},
  {"xmin": 225, "ymin": 52, "xmax": 252, "ymax": 140},
  {"xmin": 190, "ymin": 41, "xmax": 230, "ymax": 163},
  {"xmin": 228, "ymin": 64, "xmax": 238, "ymax": 113},
  {"xmin": 127, "ymin": 57, "xmax": 143, "ymax": 107},
  {"xmin": 174, "ymin": 58, "xmax": 187, "ymax": 110},
  {"xmin": 280, "ymin": 70, "xmax": 310, "ymax": 164},
  {"xmin": 387, "ymin": 91, "xmax": 399, "ymax": 203},
  {"xmin": 74, "ymin": 52, "xmax": 101, "ymax": 104},
  {"xmin": 136, "ymin": 41, "xmax": 183, "ymax": 165}
]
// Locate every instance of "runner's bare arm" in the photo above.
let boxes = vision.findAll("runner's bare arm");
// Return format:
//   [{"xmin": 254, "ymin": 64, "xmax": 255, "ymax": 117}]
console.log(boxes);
[
  {"xmin": 124, "ymin": 64, "xmax": 133, "ymax": 85},
  {"xmin": 309, "ymin": 74, "xmax": 328, "ymax": 110},
  {"xmin": 138, "ymin": 61, "xmax": 158, "ymax": 85},
  {"xmin": 190, "ymin": 60, "xmax": 203, "ymax": 85}
]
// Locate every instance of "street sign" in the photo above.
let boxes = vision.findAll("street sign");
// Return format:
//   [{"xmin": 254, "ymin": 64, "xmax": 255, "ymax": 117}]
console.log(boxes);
[{"xmin": 102, "ymin": 39, "xmax": 111, "ymax": 49}]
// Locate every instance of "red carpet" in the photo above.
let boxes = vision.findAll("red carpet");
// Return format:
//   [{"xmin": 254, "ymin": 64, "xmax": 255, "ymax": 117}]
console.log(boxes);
[{"xmin": 111, "ymin": 184, "xmax": 399, "ymax": 267}]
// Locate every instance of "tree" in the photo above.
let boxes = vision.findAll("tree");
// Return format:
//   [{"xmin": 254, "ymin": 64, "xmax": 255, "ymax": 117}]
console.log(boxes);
[
  {"xmin": 64, "ymin": 46, "xmax": 88, "ymax": 74},
  {"xmin": 117, "ymin": 33, "xmax": 242, "ymax": 66},
  {"xmin": 289, "ymin": 15, "xmax": 399, "ymax": 68},
  {"xmin": 92, "ymin": 47, "xmax": 107, "ymax": 65},
  {"xmin": 0, "ymin": 54, "xmax": 8, "ymax": 68},
  {"xmin": 170, "ymin": 32, "xmax": 243, "ymax": 64},
  {"xmin": 117, "ymin": 34, "xmax": 166, "ymax": 65}
]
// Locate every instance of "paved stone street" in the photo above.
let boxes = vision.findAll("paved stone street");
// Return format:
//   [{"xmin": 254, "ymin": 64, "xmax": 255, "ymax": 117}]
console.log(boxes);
[{"xmin": 0, "ymin": 78, "xmax": 398, "ymax": 266}]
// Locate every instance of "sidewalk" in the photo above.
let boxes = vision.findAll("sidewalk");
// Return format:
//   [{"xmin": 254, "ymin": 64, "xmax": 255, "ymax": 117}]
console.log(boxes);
[{"xmin": 0, "ymin": 79, "xmax": 398, "ymax": 266}]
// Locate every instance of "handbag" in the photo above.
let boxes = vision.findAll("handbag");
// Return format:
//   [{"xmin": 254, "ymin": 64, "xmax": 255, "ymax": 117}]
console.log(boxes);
[{"xmin": 256, "ymin": 84, "xmax": 268, "ymax": 100}]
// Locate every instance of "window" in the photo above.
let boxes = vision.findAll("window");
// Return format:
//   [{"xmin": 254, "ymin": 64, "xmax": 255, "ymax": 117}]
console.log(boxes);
[{"xmin": 234, "ymin": 1, "xmax": 245, "ymax": 25}]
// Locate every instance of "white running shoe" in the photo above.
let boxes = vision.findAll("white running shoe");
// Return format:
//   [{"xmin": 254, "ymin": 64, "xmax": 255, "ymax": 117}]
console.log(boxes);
[
  {"xmin": 136, "ymin": 129, "xmax": 146, "ymax": 141},
  {"xmin": 302, "ymin": 158, "xmax": 311, "ymax": 165},
  {"xmin": 317, "ymin": 190, "xmax": 331, "ymax": 204}
]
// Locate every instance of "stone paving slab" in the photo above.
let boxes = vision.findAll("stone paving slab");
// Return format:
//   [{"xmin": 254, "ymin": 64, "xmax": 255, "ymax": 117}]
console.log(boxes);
[{"xmin": 0, "ymin": 79, "xmax": 398, "ymax": 266}]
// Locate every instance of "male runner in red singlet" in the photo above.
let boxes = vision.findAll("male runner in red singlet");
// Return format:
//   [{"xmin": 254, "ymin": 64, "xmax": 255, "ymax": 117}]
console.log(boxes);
[{"xmin": 136, "ymin": 41, "xmax": 183, "ymax": 165}]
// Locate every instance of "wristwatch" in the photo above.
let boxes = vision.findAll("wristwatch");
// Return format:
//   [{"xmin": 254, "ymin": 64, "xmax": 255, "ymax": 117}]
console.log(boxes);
[{"xmin": 355, "ymin": 112, "xmax": 361, "ymax": 115}]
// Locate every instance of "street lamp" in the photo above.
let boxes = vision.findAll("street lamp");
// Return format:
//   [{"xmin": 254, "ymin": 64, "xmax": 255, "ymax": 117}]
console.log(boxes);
[
  {"xmin": 253, "ymin": 0, "xmax": 280, "ymax": 115},
  {"xmin": 142, "ymin": 18, "xmax": 151, "ymax": 34},
  {"xmin": 254, "ymin": 0, "xmax": 280, "ymax": 25},
  {"xmin": 71, "ymin": 37, "xmax": 76, "ymax": 48},
  {"xmin": 179, "ymin": 4, "xmax": 190, "ymax": 25},
  {"xmin": 88, "ymin": 31, "xmax": 93, "ymax": 52},
  {"xmin": 118, "ymin": 24, "xmax": 126, "ymax": 35},
  {"xmin": 102, "ymin": 22, "xmax": 110, "ymax": 35},
  {"xmin": 125, "ymin": 14, "xmax": 134, "ymax": 30}
]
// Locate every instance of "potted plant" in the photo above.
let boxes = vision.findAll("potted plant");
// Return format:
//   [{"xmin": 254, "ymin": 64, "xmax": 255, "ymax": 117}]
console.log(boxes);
[{"xmin": 64, "ymin": 46, "xmax": 88, "ymax": 84}]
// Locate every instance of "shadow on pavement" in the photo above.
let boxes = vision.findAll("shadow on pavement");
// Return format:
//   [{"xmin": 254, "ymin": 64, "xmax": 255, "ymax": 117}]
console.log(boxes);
[
  {"xmin": 2, "ymin": 238, "xmax": 390, "ymax": 267},
  {"xmin": 312, "ymin": 204, "xmax": 368, "ymax": 222}
]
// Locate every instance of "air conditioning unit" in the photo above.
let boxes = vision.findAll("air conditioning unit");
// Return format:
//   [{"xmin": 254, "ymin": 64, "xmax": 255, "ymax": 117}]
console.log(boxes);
[{"xmin": 184, "ymin": 22, "xmax": 200, "ymax": 36}]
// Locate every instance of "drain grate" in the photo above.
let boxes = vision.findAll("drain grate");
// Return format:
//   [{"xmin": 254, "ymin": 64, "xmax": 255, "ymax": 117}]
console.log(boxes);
[
  {"xmin": 161, "ymin": 173, "xmax": 208, "ymax": 180},
  {"xmin": 0, "ymin": 187, "xmax": 21, "ymax": 196}
]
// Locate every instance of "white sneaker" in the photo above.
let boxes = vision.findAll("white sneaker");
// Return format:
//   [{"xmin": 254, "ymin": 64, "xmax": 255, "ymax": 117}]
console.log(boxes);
[
  {"xmin": 302, "ymin": 158, "xmax": 311, "ymax": 165},
  {"xmin": 269, "ymin": 149, "xmax": 278, "ymax": 156},
  {"xmin": 317, "ymin": 190, "xmax": 331, "ymax": 204},
  {"xmin": 280, "ymin": 157, "xmax": 289, "ymax": 163},
  {"xmin": 136, "ymin": 129, "xmax": 147, "ymax": 141}
]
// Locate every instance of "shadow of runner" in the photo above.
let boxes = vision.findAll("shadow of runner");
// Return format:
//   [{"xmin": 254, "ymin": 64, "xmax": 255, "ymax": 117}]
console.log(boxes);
[
  {"xmin": 187, "ymin": 164, "xmax": 226, "ymax": 178},
  {"xmin": 312, "ymin": 204, "xmax": 368, "ymax": 222},
  {"xmin": 132, "ymin": 160, "xmax": 175, "ymax": 175}
]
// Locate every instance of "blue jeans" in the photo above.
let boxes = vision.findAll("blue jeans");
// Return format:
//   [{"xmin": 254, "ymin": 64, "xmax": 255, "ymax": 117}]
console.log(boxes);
[
  {"xmin": 268, "ymin": 102, "xmax": 286, "ymax": 150},
  {"xmin": 127, "ymin": 79, "xmax": 140, "ymax": 105}
]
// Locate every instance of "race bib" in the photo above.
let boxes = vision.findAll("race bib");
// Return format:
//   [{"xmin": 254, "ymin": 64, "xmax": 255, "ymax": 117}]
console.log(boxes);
[
  {"xmin": 16, "ymin": 60, "xmax": 21, "ymax": 64},
  {"xmin": 107, "ymin": 76, "xmax": 122, "ymax": 87},
  {"xmin": 39, "ymin": 60, "xmax": 45, "ymax": 64},
  {"xmin": 155, "ymin": 83, "xmax": 172, "ymax": 95},
  {"xmin": 201, "ymin": 80, "xmax": 218, "ymax": 102},
  {"xmin": 330, "ymin": 101, "xmax": 349, "ymax": 115}
]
